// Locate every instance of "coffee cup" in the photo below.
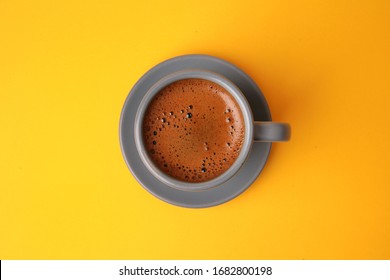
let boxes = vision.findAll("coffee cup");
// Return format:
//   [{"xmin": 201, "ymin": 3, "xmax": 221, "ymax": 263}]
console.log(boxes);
[{"xmin": 134, "ymin": 69, "xmax": 290, "ymax": 192}]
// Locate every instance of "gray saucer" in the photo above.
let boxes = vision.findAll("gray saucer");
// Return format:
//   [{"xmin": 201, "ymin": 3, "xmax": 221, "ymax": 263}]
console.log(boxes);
[{"xmin": 120, "ymin": 54, "xmax": 272, "ymax": 208}]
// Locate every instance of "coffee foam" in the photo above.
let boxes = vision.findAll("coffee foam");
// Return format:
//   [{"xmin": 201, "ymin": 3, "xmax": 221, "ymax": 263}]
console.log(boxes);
[{"xmin": 143, "ymin": 78, "xmax": 245, "ymax": 183}]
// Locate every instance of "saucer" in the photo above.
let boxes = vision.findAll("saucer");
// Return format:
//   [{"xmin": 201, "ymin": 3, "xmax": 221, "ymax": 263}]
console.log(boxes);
[{"xmin": 120, "ymin": 54, "xmax": 272, "ymax": 208}]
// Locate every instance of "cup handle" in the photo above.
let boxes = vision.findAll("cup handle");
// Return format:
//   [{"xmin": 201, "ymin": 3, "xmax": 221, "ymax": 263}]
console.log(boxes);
[{"xmin": 253, "ymin": 122, "xmax": 291, "ymax": 142}]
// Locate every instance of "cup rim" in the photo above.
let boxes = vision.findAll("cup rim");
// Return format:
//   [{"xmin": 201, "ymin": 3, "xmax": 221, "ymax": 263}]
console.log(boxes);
[{"xmin": 134, "ymin": 69, "xmax": 254, "ymax": 191}]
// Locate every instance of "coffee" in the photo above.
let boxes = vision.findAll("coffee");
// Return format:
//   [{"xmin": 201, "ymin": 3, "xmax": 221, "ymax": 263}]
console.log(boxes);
[{"xmin": 142, "ymin": 78, "xmax": 245, "ymax": 183}]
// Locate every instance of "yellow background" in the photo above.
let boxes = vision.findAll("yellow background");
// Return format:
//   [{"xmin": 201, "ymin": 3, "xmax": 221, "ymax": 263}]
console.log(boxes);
[{"xmin": 1, "ymin": 0, "xmax": 389, "ymax": 259}]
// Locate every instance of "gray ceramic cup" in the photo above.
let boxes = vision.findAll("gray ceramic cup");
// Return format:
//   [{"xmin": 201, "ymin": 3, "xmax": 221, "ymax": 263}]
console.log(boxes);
[{"xmin": 134, "ymin": 69, "xmax": 290, "ymax": 192}]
